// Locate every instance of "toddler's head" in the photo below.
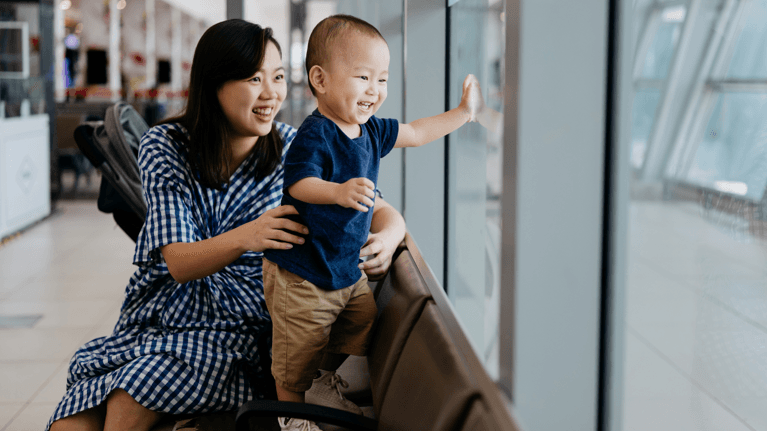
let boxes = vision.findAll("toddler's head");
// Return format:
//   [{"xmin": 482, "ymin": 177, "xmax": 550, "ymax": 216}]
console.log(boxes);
[{"xmin": 306, "ymin": 15, "xmax": 390, "ymax": 130}]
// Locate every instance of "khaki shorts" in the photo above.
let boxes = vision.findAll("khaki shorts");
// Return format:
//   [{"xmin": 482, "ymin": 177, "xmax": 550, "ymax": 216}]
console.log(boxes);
[{"xmin": 263, "ymin": 259, "xmax": 376, "ymax": 392}]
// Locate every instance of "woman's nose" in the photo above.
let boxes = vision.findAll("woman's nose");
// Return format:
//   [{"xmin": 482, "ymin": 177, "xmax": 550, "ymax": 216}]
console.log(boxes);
[{"xmin": 261, "ymin": 81, "xmax": 278, "ymax": 99}]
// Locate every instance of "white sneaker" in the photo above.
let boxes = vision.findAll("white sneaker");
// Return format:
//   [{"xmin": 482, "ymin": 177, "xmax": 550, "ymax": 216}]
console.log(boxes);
[
  {"xmin": 305, "ymin": 371, "xmax": 363, "ymax": 415},
  {"xmin": 278, "ymin": 417, "xmax": 322, "ymax": 431}
]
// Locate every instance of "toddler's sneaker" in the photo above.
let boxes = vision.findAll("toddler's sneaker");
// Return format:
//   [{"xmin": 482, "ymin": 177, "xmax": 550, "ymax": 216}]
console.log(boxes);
[
  {"xmin": 278, "ymin": 417, "xmax": 322, "ymax": 431},
  {"xmin": 305, "ymin": 370, "xmax": 363, "ymax": 415}
]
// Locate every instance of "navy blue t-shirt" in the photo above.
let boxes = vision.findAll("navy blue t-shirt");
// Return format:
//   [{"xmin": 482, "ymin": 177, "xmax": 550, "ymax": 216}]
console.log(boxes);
[{"xmin": 264, "ymin": 110, "xmax": 399, "ymax": 290}]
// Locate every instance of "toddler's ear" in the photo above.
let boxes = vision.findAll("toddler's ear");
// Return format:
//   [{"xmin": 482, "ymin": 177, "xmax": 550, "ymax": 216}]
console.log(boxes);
[{"xmin": 308, "ymin": 65, "xmax": 326, "ymax": 94}]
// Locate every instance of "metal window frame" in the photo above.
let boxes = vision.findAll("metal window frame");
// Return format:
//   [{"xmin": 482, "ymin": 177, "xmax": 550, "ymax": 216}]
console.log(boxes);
[{"xmin": 665, "ymin": 0, "xmax": 747, "ymax": 180}]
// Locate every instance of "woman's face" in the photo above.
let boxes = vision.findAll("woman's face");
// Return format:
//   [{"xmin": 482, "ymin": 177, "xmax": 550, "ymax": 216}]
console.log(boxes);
[{"xmin": 217, "ymin": 42, "xmax": 287, "ymax": 139}]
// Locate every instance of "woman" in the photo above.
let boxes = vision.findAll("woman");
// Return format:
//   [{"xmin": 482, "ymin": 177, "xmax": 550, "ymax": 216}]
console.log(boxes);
[{"xmin": 48, "ymin": 19, "xmax": 405, "ymax": 431}]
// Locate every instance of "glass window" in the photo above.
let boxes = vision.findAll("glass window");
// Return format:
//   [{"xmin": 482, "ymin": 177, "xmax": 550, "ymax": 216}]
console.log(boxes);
[
  {"xmin": 631, "ymin": 88, "xmax": 661, "ymax": 169},
  {"xmin": 725, "ymin": 0, "xmax": 767, "ymax": 79},
  {"xmin": 446, "ymin": 0, "xmax": 505, "ymax": 378},
  {"xmin": 631, "ymin": 5, "xmax": 685, "ymax": 170},
  {"xmin": 686, "ymin": 93, "xmax": 767, "ymax": 200},
  {"xmin": 641, "ymin": 18, "xmax": 683, "ymax": 79},
  {"xmin": 616, "ymin": 0, "xmax": 767, "ymax": 429}
]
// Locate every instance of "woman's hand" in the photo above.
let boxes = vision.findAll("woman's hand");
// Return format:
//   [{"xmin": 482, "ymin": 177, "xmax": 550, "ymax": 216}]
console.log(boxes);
[
  {"xmin": 240, "ymin": 205, "xmax": 308, "ymax": 252},
  {"xmin": 359, "ymin": 196, "xmax": 406, "ymax": 280},
  {"xmin": 359, "ymin": 231, "xmax": 398, "ymax": 279},
  {"xmin": 161, "ymin": 205, "xmax": 307, "ymax": 283}
]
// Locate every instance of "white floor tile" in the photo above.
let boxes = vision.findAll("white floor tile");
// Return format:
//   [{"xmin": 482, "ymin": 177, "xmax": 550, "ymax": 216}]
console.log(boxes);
[
  {"xmin": 0, "ymin": 403, "xmax": 26, "ymax": 431},
  {"xmin": 0, "ymin": 362, "xmax": 60, "ymax": 403},
  {"xmin": 624, "ymin": 200, "xmax": 767, "ymax": 431},
  {"xmin": 0, "ymin": 300, "xmax": 121, "ymax": 329},
  {"xmin": 0, "ymin": 328, "xmax": 93, "ymax": 362},
  {"xmin": 623, "ymin": 333, "xmax": 753, "ymax": 431},
  {"xmin": 31, "ymin": 366, "xmax": 69, "ymax": 404},
  {"xmin": 4, "ymin": 402, "xmax": 59, "ymax": 431},
  {"xmin": 724, "ymin": 397, "xmax": 767, "ymax": 431}
]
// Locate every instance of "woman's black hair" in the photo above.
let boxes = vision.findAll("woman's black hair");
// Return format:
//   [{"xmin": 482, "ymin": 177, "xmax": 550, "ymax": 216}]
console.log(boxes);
[{"xmin": 162, "ymin": 19, "xmax": 283, "ymax": 189}]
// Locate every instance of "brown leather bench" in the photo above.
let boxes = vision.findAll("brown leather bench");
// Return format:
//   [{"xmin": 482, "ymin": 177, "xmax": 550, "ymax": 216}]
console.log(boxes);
[{"xmin": 235, "ymin": 234, "xmax": 520, "ymax": 430}]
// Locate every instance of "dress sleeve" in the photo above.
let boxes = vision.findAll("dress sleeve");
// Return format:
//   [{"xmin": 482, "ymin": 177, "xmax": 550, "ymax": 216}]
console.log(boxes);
[{"xmin": 133, "ymin": 125, "xmax": 200, "ymax": 266}]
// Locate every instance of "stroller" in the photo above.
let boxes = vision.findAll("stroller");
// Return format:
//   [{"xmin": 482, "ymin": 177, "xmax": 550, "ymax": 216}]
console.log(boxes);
[{"xmin": 73, "ymin": 102, "xmax": 148, "ymax": 242}]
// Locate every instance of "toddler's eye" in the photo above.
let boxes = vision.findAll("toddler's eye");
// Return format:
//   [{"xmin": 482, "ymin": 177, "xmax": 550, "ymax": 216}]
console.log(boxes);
[{"xmin": 360, "ymin": 76, "xmax": 369, "ymax": 81}]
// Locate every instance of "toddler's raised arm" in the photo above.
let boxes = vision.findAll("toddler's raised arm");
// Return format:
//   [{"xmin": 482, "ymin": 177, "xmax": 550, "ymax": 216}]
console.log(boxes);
[{"xmin": 394, "ymin": 74, "xmax": 482, "ymax": 148}]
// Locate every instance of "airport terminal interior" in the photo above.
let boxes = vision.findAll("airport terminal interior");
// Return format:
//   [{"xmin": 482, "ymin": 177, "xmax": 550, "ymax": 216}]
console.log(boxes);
[{"xmin": 2, "ymin": 0, "xmax": 767, "ymax": 430}]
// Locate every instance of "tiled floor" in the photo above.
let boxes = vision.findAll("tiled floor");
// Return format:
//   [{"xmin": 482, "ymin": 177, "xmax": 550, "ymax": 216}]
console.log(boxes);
[
  {"xmin": 2, "ymin": 199, "xmax": 767, "ymax": 430},
  {"xmin": 622, "ymin": 201, "xmax": 767, "ymax": 431},
  {"xmin": 0, "ymin": 200, "xmax": 134, "ymax": 431}
]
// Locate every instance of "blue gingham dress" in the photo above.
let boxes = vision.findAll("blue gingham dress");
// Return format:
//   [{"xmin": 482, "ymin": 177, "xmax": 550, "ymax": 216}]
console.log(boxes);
[{"xmin": 47, "ymin": 122, "xmax": 296, "ymax": 428}]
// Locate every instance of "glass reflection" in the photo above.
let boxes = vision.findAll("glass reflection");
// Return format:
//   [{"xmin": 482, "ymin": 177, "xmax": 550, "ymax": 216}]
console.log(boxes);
[
  {"xmin": 447, "ymin": 0, "xmax": 505, "ymax": 378},
  {"xmin": 620, "ymin": 0, "xmax": 767, "ymax": 429}
]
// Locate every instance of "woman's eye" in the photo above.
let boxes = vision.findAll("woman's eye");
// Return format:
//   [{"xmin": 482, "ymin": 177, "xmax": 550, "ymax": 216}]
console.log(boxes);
[
  {"xmin": 250, "ymin": 76, "xmax": 261, "ymax": 83},
  {"xmin": 275, "ymin": 74, "xmax": 285, "ymax": 81}
]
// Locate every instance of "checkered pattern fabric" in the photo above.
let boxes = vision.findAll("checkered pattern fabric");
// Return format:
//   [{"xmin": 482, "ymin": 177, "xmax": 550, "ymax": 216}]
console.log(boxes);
[{"xmin": 47, "ymin": 122, "xmax": 296, "ymax": 429}]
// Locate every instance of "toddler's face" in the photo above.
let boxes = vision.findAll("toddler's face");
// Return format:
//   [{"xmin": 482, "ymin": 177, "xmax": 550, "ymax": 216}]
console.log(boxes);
[{"xmin": 319, "ymin": 35, "xmax": 390, "ymax": 132}]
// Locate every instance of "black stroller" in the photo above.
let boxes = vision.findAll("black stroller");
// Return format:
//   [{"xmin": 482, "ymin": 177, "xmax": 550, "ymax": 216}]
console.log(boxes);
[{"xmin": 73, "ymin": 102, "xmax": 148, "ymax": 242}]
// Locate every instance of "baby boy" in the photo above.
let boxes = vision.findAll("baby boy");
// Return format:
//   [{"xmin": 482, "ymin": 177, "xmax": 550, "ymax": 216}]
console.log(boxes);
[{"xmin": 262, "ymin": 14, "xmax": 481, "ymax": 431}]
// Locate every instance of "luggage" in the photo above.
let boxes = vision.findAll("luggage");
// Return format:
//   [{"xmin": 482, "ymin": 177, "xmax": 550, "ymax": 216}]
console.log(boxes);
[{"xmin": 73, "ymin": 102, "xmax": 148, "ymax": 242}]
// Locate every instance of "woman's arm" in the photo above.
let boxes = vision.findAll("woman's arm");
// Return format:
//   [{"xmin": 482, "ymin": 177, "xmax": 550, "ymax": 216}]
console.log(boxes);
[
  {"xmin": 161, "ymin": 205, "xmax": 308, "ymax": 283},
  {"xmin": 359, "ymin": 196, "xmax": 406, "ymax": 278}
]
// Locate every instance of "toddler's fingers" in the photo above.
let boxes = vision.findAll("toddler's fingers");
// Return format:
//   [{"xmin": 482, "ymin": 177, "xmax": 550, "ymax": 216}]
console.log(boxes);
[
  {"xmin": 360, "ymin": 195, "xmax": 375, "ymax": 208},
  {"xmin": 466, "ymin": 79, "xmax": 481, "ymax": 122},
  {"xmin": 463, "ymin": 74, "xmax": 477, "ymax": 91},
  {"xmin": 360, "ymin": 177, "xmax": 375, "ymax": 190}
]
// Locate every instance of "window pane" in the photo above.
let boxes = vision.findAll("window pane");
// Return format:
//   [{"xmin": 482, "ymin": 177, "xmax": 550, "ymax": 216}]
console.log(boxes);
[
  {"xmin": 446, "ymin": 0, "xmax": 505, "ymax": 378},
  {"xmin": 640, "ymin": 17, "xmax": 683, "ymax": 79},
  {"xmin": 631, "ymin": 88, "xmax": 661, "ymax": 169},
  {"xmin": 685, "ymin": 93, "xmax": 767, "ymax": 201},
  {"xmin": 617, "ymin": 1, "xmax": 767, "ymax": 430},
  {"xmin": 725, "ymin": 0, "xmax": 767, "ymax": 79}
]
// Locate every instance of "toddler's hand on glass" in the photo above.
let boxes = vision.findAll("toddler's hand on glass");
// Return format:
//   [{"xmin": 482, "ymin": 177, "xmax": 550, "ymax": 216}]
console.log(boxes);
[
  {"xmin": 460, "ymin": 74, "xmax": 483, "ymax": 123},
  {"xmin": 336, "ymin": 178, "xmax": 376, "ymax": 212}
]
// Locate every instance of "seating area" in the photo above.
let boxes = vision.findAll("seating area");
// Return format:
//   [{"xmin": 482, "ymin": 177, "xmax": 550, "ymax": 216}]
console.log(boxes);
[{"xmin": 235, "ymin": 234, "xmax": 519, "ymax": 431}]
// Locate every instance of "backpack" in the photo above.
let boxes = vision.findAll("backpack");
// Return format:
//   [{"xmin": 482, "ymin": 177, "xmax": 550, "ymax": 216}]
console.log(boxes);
[{"xmin": 73, "ymin": 102, "xmax": 148, "ymax": 242}]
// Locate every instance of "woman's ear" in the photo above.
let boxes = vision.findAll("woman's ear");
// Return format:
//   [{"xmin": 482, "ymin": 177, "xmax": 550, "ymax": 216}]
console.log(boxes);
[{"xmin": 308, "ymin": 65, "xmax": 326, "ymax": 94}]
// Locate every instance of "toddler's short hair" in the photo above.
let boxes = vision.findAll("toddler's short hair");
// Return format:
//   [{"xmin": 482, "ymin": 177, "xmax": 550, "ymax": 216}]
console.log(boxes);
[{"xmin": 305, "ymin": 14, "xmax": 386, "ymax": 96}]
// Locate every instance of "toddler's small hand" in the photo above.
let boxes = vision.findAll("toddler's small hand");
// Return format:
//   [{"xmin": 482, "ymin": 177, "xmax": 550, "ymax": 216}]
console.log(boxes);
[
  {"xmin": 461, "ymin": 74, "xmax": 483, "ymax": 123},
  {"xmin": 336, "ymin": 178, "xmax": 376, "ymax": 212}
]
